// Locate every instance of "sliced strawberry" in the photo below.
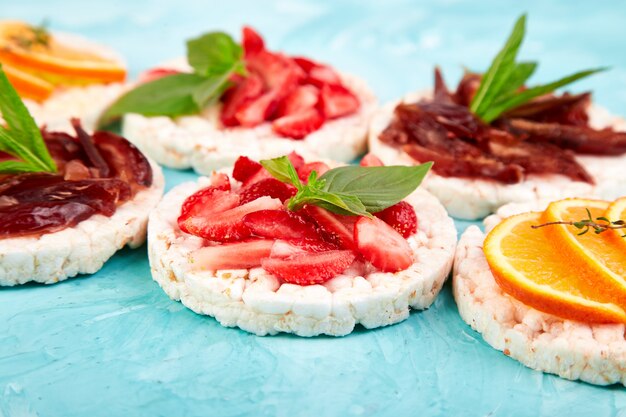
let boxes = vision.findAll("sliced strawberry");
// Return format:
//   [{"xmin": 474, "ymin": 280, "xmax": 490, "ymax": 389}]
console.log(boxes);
[
  {"xmin": 297, "ymin": 161, "xmax": 330, "ymax": 182},
  {"xmin": 287, "ymin": 151, "xmax": 305, "ymax": 171},
  {"xmin": 138, "ymin": 68, "xmax": 181, "ymax": 84},
  {"xmin": 235, "ymin": 90, "xmax": 280, "ymax": 127},
  {"xmin": 360, "ymin": 153, "xmax": 384, "ymax": 167},
  {"xmin": 293, "ymin": 56, "xmax": 318, "ymax": 73},
  {"xmin": 308, "ymin": 65, "xmax": 342, "ymax": 87},
  {"xmin": 242, "ymin": 26, "xmax": 265, "ymax": 57},
  {"xmin": 178, "ymin": 174, "xmax": 233, "ymax": 224},
  {"xmin": 272, "ymin": 108, "xmax": 324, "ymax": 139},
  {"xmin": 304, "ymin": 206, "xmax": 356, "ymax": 250},
  {"xmin": 319, "ymin": 84, "xmax": 360, "ymax": 119},
  {"xmin": 375, "ymin": 201, "xmax": 418, "ymax": 238},
  {"xmin": 181, "ymin": 196, "xmax": 282, "ymax": 242},
  {"xmin": 191, "ymin": 239, "xmax": 274, "ymax": 270},
  {"xmin": 221, "ymin": 73, "xmax": 264, "ymax": 127},
  {"xmin": 243, "ymin": 210, "xmax": 322, "ymax": 240},
  {"xmin": 239, "ymin": 178, "xmax": 296, "ymax": 204},
  {"xmin": 247, "ymin": 50, "xmax": 304, "ymax": 91},
  {"xmin": 232, "ymin": 156, "xmax": 262, "ymax": 183},
  {"xmin": 270, "ymin": 239, "xmax": 338, "ymax": 258},
  {"xmin": 354, "ymin": 216, "xmax": 413, "ymax": 272},
  {"xmin": 276, "ymin": 85, "xmax": 320, "ymax": 117},
  {"xmin": 242, "ymin": 166, "xmax": 274, "ymax": 187},
  {"xmin": 262, "ymin": 250, "xmax": 355, "ymax": 285}
]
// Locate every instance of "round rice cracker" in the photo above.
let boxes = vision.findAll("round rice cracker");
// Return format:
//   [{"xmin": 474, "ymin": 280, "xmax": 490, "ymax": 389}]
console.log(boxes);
[
  {"xmin": 148, "ymin": 175, "xmax": 457, "ymax": 337},
  {"xmin": 122, "ymin": 73, "xmax": 377, "ymax": 175},
  {"xmin": 369, "ymin": 90, "xmax": 626, "ymax": 220},
  {"xmin": 21, "ymin": 31, "xmax": 128, "ymax": 133},
  {"xmin": 453, "ymin": 201, "xmax": 626, "ymax": 386},
  {"xmin": 0, "ymin": 161, "xmax": 165, "ymax": 286}
]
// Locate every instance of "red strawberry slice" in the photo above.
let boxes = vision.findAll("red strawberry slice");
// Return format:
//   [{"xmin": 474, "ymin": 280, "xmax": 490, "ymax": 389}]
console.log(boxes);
[
  {"xmin": 232, "ymin": 156, "xmax": 262, "ymax": 183},
  {"xmin": 191, "ymin": 239, "xmax": 274, "ymax": 270},
  {"xmin": 308, "ymin": 65, "xmax": 342, "ymax": 87},
  {"xmin": 297, "ymin": 161, "xmax": 330, "ymax": 182},
  {"xmin": 262, "ymin": 250, "xmax": 356, "ymax": 285},
  {"xmin": 375, "ymin": 201, "xmax": 418, "ymax": 238},
  {"xmin": 293, "ymin": 56, "xmax": 318, "ymax": 73},
  {"xmin": 248, "ymin": 50, "xmax": 304, "ymax": 91},
  {"xmin": 287, "ymin": 151, "xmax": 305, "ymax": 171},
  {"xmin": 354, "ymin": 216, "xmax": 413, "ymax": 272},
  {"xmin": 304, "ymin": 206, "xmax": 357, "ymax": 250},
  {"xmin": 243, "ymin": 210, "xmax": 322, "ymax": 240},
  {"xmin": 269, "ymin": 239, "xmax": 338, "ymax": 258},
  {"xmin": 235, "ymin": 90, "xmax": 280, "ymax": 127},
  {"xmin": 360, "ymin": 153, "xmax": 384, "ymax": 167},
  {"xmin": 276, "ymin": 85, "xmax": 320, "ymax": 117},
  {"xmin": 221, "ymin": 73, "xmax": 264, "ymax": 127},
  {"xmin": 272, "ymin": 108, "xmax": 324, "ymax": 139},
  {"xmin": 242, "ymin": 166, "xmax": 273, "ymax": 187},
  {"xmin": 319, "ymin": 84, "xmax": 360, "ymax": 119},
  {"xmin": 242, "ymin": 26, "xmax": 265, "ymax": 57},
  {"xmin": 178, "ymin": 174, "xmax": 233, "ymax": 224},
  {"xmin": 181, "ymin": 196, "xmax": 282, "ymax": 242},
  {"xmin": 138, "ymin": 68, "xmax": 182, "ymax": 84},
  {"xmin": 239, "ymin": 178, "xmax": 296, "ymax": 204}
]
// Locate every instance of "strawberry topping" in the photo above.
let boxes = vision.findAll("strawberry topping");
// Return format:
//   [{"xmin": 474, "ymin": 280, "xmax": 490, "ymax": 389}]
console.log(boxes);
[
  {"xmin": 354, "ymin": 216, "xmax": 413, "ymax": 272},
  {"xmin": 239, "ymin": 177, "xmax": 296, "ymax": 204},
  {"xmin": 191, "ymin": 239, "xmax": 274, "ymax": 270},
  {"xmin": 242, "ymin": 210, "xmax": 322, "ymax": 240},
  {"xmin": 216, "ymin": 27, "xmax": 360, "ymax": 139},
  {"xmin": 304, "ymin": 205, "xmax": 357, "ymax": 250},
  {"xmin": 375, "ymin": 201, "xmax": 418, "ymax": 238},
  {"xmin": 262, "ymin": 250, "xmax": 356, "ymax": 285},
  {"xmin": 359, "ymin": 153, "xmax": 384, "ymax": 167},
  {"xmin": 297, "ymin": 161, "xmax": 330, "ymax": 182},
  {"xmin": 232, "ymin": 156, "xmax": 263, "ymax": 183}
]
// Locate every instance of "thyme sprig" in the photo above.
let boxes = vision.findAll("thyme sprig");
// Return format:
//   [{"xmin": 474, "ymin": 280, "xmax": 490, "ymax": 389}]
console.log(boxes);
[
  {"xmin": 532, "ymin": 208, "xmax": 626, "ymax": 237},
  {"xmin": 11, "ymin": 21, "xmax": 50, "ymax": 50}
]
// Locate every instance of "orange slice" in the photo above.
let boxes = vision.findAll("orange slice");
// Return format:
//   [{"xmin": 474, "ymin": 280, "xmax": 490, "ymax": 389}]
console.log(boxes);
[
  {"xmin": 606, "ymin": 197, "xmax": 626, "ymax": 251},
  {"xmin": 3, "ymin": 63, "xmax": 53, "ymax": 101},
  {"xmin": 0, "ymin": 21, "xmax": 126, "ymax": 100},
  {"xmin": 542, "ymin": 198, "xmax": 626, "ymax": 287},
  {"xmin": 484, "ymin": 211, "xmax": 626, "ymax": 323}
]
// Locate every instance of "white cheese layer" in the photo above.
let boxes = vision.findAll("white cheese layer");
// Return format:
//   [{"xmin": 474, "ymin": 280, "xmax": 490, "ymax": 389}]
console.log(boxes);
[
  {"xmin": 369, "ymin": 91, "xmax": 626, "ymax": 220},
  {"xmin": 453, "ymin": 204, "xmax": 626, "ymax": 386},
  {"xmin": 148, "ymin": 175, "xmax": 457, "ymax": 337},
  {"xmin": 0, "ymin": 161, "xmax": 165, "ymax": 286},
  {"xmin": 122, "ymin": 72, "xmax": 377, "ymax": 174}
]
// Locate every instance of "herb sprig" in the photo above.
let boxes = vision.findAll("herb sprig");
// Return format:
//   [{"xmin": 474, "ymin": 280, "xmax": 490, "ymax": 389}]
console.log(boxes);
[
  {"xmin": 260, "ymin": 156, "xmax": 432, "ymax": 216},
  {"xmin": 470, "ymin": 14, "xmax": 606, "ymax": 123},
  {"xmin": 98, "ymin": 31, "xmax": 245, "ymax": 127},
  {"xmin": 0, "ymin": 65, "xmax": 57, "ymax": 174},
  {"xmin": 532, "ymin": 208, "xmax": 626, "ymax": 237}
]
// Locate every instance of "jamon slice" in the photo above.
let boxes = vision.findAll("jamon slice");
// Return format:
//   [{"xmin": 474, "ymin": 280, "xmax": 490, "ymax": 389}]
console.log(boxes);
[
  {"xmin": 506, "ymin": 118, "xmax": 626, "ymax": 156},
  {"xmin": 504, "ymin": 93, "xmax": 590, "ymax": 126}
]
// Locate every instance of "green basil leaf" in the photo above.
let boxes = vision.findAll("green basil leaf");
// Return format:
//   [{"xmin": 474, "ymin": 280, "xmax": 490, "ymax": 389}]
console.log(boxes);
[
  {"xmin": 482, "ymin": 67, "xmax": 606, "ymax": 122},
  {"xmin": 0, "ymin": 159, "xmax": 41, "ymax": 174},
  {"xmin": 98, "ymin": 73, "xmax": 210, "ymax": 127},
  {"xmin": 192, "ymin": 72, "xmax": 233, "ymax": 108},
  {"xmin": 260, "ymin": 156, "xmax": 302, "ymax": 189},
  {"xmin": 186, "ymin": 32, "xmax": 243, "ymax": 77},
  {"xmin": 0, "ymin": 66, "xmax": 56, "ymax": 172},
  {"xmin": 319, "ymin": 162, "xmax": 433, "ymax": 213},
  {"xmin": 289, "ymin": 188, "xmax": 369, "ymax": 217},
  {"xmin": 470, "ymin": 14, "xmax": 526, "ymax": 117}
]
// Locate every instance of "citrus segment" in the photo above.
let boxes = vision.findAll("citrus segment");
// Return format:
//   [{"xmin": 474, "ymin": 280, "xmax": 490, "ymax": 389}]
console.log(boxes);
[
  {"xmin": 3, "ymin": 63, "xmax": 54, "ymax": 101},
  {"xmin": 484, "ymin": 211, "xmax": 626, "ymax": 323},
  {"xmin": 542, "ymin": 198, "xmax": 626, "ymax": 290},
  {"xmin": 606, "ymin": 197, "xmax": 626, "ymax": 251}
]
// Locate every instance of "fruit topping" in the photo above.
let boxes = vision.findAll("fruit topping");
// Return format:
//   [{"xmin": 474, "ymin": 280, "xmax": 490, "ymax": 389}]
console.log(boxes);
[
  {"xmin": 359, "ymin": 153, "xmax": 384, "ymax": 167},
  {"xmin": 272, "ymin": 109, "xmax": 324, "ymax": 140},
  {"xmin": 304, "ymin": 205, "xmax": 356, "ymax": 250},
  {"xmin": 191, "ymin": 239, "xmax": 275, "ymax": 270},
  {"xmin": 239, "ymin": 177, "xmax": 296, "ymax": 204},
  {"xmin": 297, "ymin": 161, "xmax": 330, "ymax": 182},
  {"xmin": 262, "ymin": 250, "xmax": 356, "ymax": 285},
  {"xmin": 319, "ymin": 84, "xmax": 360, "ymax": 119},
  {"xmin": 242, "ymin": 26, "xmax": 265, "ymax": 58},
  {"xmin": 242, "ymin": 210, "xmax": 322, "ymax": 241},
  {"xmin": 232, "ymin": 156, "xmax": 263, "ymax": 183},
  {"xmin": 355, "ymin": 216, "xmax": 413, "ymax": 272},
  {"xmin": 375, "ymin": 201, "xmax": 418, "ymax": 238}
]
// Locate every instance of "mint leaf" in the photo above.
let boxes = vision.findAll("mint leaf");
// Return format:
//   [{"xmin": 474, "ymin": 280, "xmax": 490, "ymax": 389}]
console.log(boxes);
[
  {"xmin": 98, "ymin": 73, "xmax": 209, "ymax": 127},
  {"xmin": 499, "ymin": 61, "xmax": 537, "ymax": 96},
  {"xmin": 187, "ymin": 32, "xmax": 244, "ymax": 77},
  {"xmin": 470, "ymin": 14, "xmax": 526, "ymax": 116},
  {"xmin": 319, "ymin": 163, "xmax": 433, "ymax": 213},
  {"xmin": 0, "ymin": 65, "xmax": 56, "ymax": 173},
  {"xmin": 482, "ymin": 67, "xmax": 606, "ymax": 122}
]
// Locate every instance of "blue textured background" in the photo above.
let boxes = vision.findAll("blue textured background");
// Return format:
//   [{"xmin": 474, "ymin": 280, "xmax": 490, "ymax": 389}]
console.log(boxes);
[{"xmin": 3, "ymin": 1, "xmax": 626, "ymax": 416}]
